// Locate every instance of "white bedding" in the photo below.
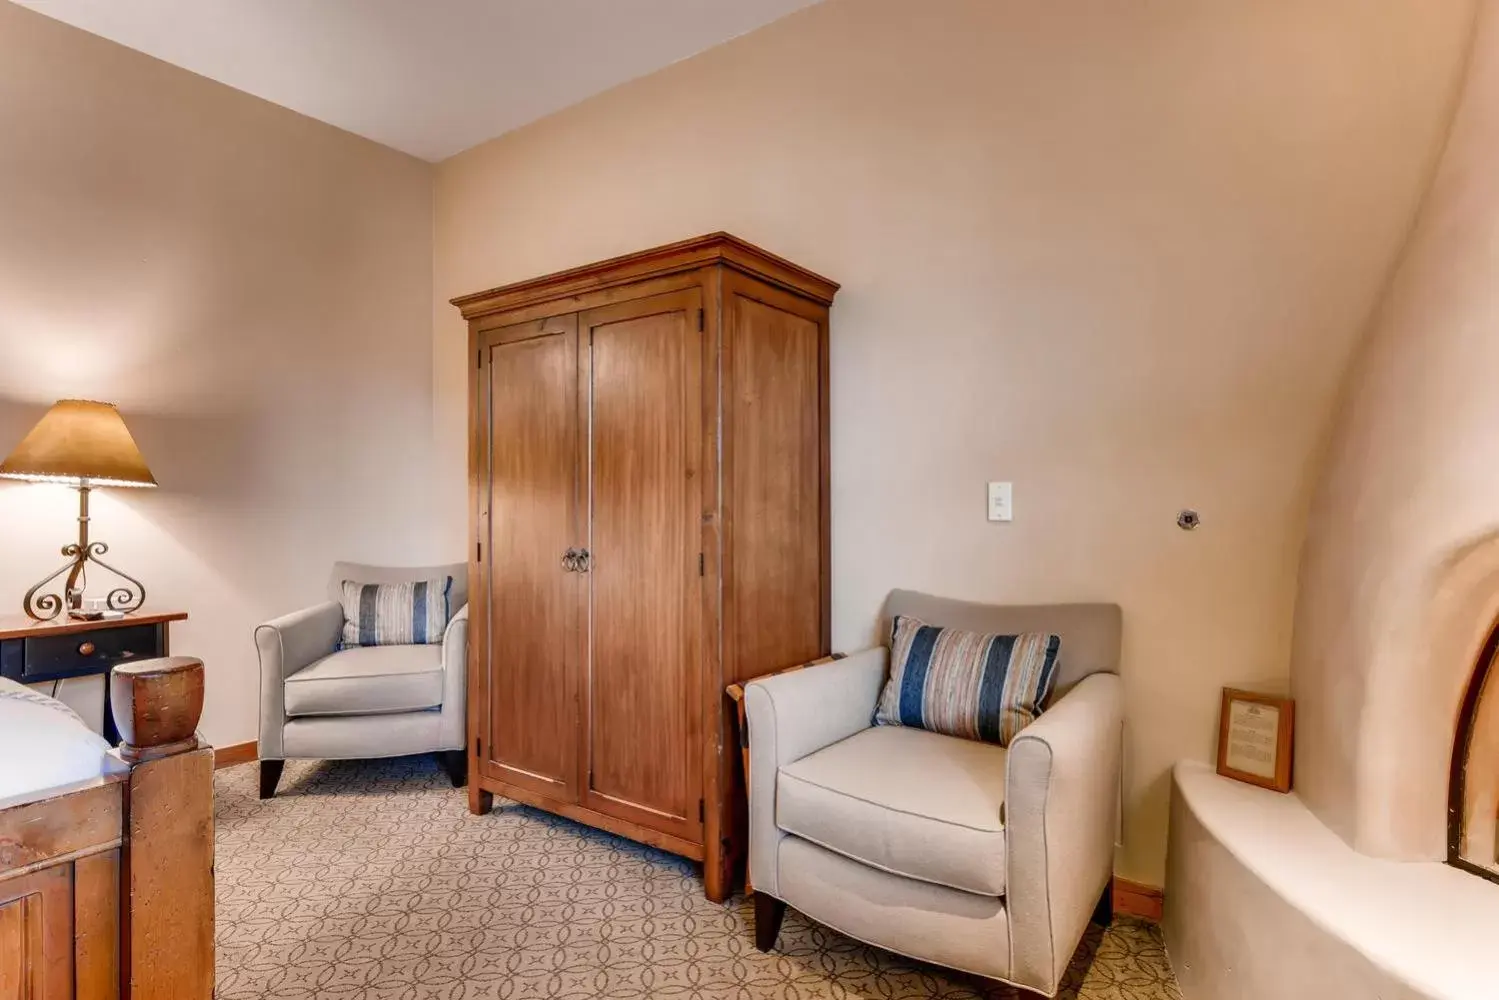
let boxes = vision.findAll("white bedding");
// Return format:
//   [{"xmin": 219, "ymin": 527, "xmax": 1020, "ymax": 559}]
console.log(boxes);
[{"xmin": 0, "ymin": 677, "xmax": 126, "ymax": 801}]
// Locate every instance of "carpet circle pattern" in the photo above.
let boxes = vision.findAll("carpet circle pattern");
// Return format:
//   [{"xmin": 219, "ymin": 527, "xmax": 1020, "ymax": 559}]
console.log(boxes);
[{"xmin": 214, "ymin": 757, "xmax": 1179, "ymax": 999}]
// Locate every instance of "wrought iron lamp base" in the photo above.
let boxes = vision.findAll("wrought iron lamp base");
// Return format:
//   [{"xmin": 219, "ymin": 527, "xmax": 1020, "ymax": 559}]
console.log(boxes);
[{"xmin": 22, "ymin": 484, "xmax": 146, "ymax": 622}]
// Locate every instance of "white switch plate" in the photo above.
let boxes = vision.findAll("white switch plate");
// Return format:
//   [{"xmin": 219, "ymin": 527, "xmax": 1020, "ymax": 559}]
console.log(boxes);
[{"xmin": 987, "ymin": 481, "xmax": 1013, "ymax": 522}]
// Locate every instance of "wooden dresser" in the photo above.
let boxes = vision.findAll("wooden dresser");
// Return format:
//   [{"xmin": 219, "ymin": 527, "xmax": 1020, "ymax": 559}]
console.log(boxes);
[{"xmin": 453, "ymin": 233, "xmax": 836, "ymax": 901}]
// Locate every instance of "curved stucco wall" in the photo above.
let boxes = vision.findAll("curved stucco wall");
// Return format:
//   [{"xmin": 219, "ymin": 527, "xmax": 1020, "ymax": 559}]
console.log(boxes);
[{"xmin": 1292, "ymin": 0, "xmax": 1499, "ymax": 860}]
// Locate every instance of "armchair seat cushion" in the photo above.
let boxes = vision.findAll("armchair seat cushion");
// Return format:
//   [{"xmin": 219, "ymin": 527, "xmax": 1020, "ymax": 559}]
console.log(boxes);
[
  {"xmin": 776, "ymin": 725, "xmax": 1008, "ymax": 897},
  {"xmin": 283, "ymin": 644, "xmax": 445, "ymax": 718}
]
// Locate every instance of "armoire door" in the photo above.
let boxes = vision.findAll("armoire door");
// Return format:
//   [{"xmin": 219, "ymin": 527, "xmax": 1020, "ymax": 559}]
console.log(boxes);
[
  {"xmin": 478, "ymin": 315, "xmax": 581, "ymax": 802},
  {"xmin": 579, "ymin": 288, "xmax": 705, "ymax": 844}
]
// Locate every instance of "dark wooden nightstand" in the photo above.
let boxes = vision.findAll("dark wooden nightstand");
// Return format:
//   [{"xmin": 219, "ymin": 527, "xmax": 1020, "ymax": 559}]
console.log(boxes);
[{"xmin": 0, "ymin": 609, "xmax": 188, "ymax": 744}]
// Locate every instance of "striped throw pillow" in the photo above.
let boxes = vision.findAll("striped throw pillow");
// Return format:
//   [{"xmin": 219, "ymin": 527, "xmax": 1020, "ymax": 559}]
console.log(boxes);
[
  {"xmin": 873, "ymin": 616, "xmax": 1061, "ymax": 746},
  {"xmin": 339, "ymin": 578, "xmax": 453, "ymax": 647}
]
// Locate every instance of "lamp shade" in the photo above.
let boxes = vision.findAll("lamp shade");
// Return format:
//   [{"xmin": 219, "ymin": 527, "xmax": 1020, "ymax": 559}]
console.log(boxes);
[{"xmin": 0, "ymin": 400, "xmax": 157, "ymax": 487}]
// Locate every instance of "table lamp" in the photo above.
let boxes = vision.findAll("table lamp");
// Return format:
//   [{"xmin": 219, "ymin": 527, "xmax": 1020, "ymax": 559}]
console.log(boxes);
[{"xmin": 0, "ymin": 400, "xmax": 157, "ymax": 621}]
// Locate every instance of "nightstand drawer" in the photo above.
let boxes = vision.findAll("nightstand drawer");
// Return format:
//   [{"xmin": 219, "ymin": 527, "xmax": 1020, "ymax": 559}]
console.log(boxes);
[{"xmin": 19, "ymin": 623, "xmax": 164, "ymax": 682}]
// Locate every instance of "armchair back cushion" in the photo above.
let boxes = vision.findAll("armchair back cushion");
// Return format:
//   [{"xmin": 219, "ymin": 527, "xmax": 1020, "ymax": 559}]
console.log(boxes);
[
  {"xmin": 328, "ymin": 561, "xmax": 469, "ymax": 614},
  {"xmin": 882, "ymin": 591, "xmax": 1122, "ymax": 699}
]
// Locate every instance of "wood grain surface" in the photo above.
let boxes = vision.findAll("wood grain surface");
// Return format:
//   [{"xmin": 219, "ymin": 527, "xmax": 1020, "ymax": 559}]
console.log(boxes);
[
  {"xmin": 452, "ymin": 232, "xmax": 838, "ymax": 319},
  {"xmin": 723, "ymin": 281, "xmax": 825, "ymax": 686},
  {"xmin": 0, "ymin": 610, "xmax": 186, "ymax": 643},
  {"xmin": 73, "ymin": 849, "xmax": 119, "ymax": 1000},
  {"xmin": 480, "ymin": 319, "xmax": 581, "ymax": 800},
  {"xmin": 110, "ymin": 656, "xmax": 204, "ymax": 760},
  {"xmin": 123, "ymin": 746, "xmax": 214, "ymax": 1000},
  {"xmin": 581, "ymin": 289, "xmax": 703, "ymax": 844},
  {"xmin": 0, "ymin": 782, "xmax": 121, "ymax": 874},
  {"xmin": 0, "ymin": 866, "xmax": 72, "ymax": 1000}
]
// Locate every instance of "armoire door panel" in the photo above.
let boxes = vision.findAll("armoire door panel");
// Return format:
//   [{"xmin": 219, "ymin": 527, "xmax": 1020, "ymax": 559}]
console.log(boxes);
[
  {"xmin": 481, "ymin": 317, "xmax": 580, "ymax": 800},
  {"xmin": 722, "ymin": 282, "xmax": 826, "ymax": 684},
  {"xmin": 581, "ymin": 289, "xmax": 704, "ymax": 842}
]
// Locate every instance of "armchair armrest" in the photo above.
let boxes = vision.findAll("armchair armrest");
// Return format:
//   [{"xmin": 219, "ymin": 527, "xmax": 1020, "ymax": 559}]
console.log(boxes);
[
  {"xmin": 437, "ymin": 603, "xmax": 469, "ymax": 749},
  {"xmin": 254, "ymin": 601, "xmax": 342, "ymax": 758},
  {"xmin": 1005, "ymin": 672, "xmax": 1123, "ymax": 995},
  {"xmin": 743, "ymin": 645, "xmax": 889, "ymax": 897},
  {"xmin": 443, "ymin": 602, "xmax": 469, "ymax": 634}
]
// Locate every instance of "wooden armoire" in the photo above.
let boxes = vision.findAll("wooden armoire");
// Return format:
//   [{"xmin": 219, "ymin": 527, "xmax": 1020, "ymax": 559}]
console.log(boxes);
[{"xmin": 454, "ymin": 233, "xmax": 836, "ymax": 901}]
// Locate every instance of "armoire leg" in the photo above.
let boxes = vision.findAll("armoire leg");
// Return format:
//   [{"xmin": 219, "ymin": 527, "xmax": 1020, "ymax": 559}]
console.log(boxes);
[
  {"xmin": 704, "ymin": 850, "xmax": 729, "ymax": 904},
  {"xmin": 259, "ymin": 759, "xmax": 285, "ymax": 800},
  {"xmin": 437, "ymin": 750, "xmax": 467, "ymax": 788},
  {"xmin": 468, "ymin": 781, "xmax": 493, "ymax": 815},
  {"xmin": 754, "ymin": 893, "xmax": 786, "ymax": 952},
  {"xmin": 1092, "ymin": 879, "xmax": 1114, "ymax": 927}
]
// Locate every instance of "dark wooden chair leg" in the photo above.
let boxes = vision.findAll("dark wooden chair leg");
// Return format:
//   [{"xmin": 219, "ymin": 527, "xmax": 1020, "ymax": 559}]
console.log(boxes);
[
  {"xmin": 1092, "ymin": 879, "xmax": 1114, "ymax": 927},
  {"xmin": 754, "ymin": 892, "xmax": 786, "ymax": 952},
  {"xmin": 438, "ymin": 750, "xmax": 468, "ymax": 788},
  {"xmin": 259, "ymin": 759, "xmax": 285, "ymax": 799}
]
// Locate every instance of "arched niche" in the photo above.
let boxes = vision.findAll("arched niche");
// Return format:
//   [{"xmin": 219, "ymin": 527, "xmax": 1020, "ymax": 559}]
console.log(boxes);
[{"xmin": 1450, "ymin": 619, "xmax": 1499, "ymax": 883}]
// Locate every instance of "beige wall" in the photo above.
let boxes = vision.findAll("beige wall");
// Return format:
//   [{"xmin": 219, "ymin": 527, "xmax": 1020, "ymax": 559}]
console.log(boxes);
[
  {"xmin": 433, "ymin": 0, "xmax": 1473, "ymax": 883},
  {"xmin": 1293, "ymin": 0, "xmax": 1499, "ymax": 862},
  {"xmin": 0, "ymin": 2, "xmax": 439, "ymax": 746}
]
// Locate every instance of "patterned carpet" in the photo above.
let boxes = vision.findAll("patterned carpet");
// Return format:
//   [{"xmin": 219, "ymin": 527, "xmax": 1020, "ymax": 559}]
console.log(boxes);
[{"xmin": 214, "ymin": 757, "xmax": 1180, "ymax": 999}]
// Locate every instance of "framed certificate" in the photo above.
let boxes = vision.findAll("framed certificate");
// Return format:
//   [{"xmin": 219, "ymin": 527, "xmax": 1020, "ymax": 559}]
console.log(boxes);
[{"xmin": 1216, "ymin": 688, "xmax": 1294, "ymax": 792}]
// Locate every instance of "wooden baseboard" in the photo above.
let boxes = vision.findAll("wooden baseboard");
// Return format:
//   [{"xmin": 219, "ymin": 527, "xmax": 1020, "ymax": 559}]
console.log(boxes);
[
  {"xmin": 1113, "ymin": 877, "xmax": 1163, "ymax": 922},
  {"xmin": 213, "ymin": 741, "xmax": 258, "ymax": 770}
]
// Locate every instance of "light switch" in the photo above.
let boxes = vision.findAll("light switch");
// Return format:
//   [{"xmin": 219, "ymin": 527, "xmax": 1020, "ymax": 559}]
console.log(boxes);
[{"xmin": 987, "ymin": 481, "xmax": 1013, "ymax": 522}]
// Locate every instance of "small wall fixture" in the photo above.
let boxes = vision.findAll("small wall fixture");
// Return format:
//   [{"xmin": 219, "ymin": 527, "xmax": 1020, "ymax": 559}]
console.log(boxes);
[
  {"xmin": 0, "ymin": 400, "xmax": 156, "ymax": 621},
  {"xmin": 1177, "ymin": 509, "xmax": 1201, "ymax": 530}
]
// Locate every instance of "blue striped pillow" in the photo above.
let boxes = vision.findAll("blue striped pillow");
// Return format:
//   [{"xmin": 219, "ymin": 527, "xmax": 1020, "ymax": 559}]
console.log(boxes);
[
  {"xmin": 339, "ymin": 578, "xmax": 452, "ymax": 647},
  {"xmin": 873, "ymin": 615, "xmax": 1061, "ymax": 746}
]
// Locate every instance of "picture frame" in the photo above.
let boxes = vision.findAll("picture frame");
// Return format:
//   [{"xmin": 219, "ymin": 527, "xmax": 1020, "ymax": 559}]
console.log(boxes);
[{"xmin": 1216, "ymin": 687, "xmax": 1294, "ymax": 792}]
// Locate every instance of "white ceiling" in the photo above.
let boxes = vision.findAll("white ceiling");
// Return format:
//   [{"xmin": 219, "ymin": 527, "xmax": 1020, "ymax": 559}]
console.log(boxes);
[{"xmin": 14, "ymin": 0, "xmax": 821, "ymax": 161}]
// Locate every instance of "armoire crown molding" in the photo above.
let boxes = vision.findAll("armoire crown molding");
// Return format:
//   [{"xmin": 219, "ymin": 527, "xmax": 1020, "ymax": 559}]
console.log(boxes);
[{"xmin": 450, "ymin": 231, "xmax": 840, "ymax": 320}]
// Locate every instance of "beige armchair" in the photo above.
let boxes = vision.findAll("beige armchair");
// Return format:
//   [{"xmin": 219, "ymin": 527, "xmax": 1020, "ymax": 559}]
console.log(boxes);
[
  {"xmin": 744, "ymin": 590, "xmax": 1122, "ymax": 997},
  {"xmin": 255, "ymin": 562, "xmax": 468, "ymax": 798}
]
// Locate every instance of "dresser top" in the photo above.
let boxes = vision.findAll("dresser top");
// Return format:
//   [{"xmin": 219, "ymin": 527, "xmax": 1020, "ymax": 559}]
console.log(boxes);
[{"xmin": 0, "ymin": 609, "xmax": 187, "ymax": 641}]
